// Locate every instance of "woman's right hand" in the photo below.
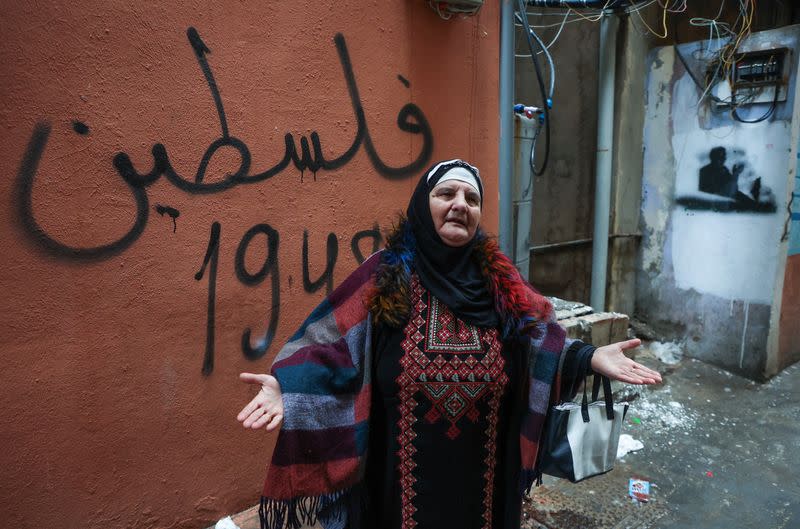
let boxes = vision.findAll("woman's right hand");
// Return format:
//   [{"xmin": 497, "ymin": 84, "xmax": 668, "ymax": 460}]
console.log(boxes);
[{"xmin": 237, "ymin": 373, "xmax": 284, "ymax": 431}]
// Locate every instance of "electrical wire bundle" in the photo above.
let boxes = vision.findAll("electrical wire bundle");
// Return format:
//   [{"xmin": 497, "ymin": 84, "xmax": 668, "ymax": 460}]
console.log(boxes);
[
  {"xmin": 517, "ymin": 0, "xmax": 776, "ymax": 155},
  {"xmin": 515, "ymin": 0, "xmax": 553, "ymax": 176},
  {"xmin": 514, "ymin": 1, "xmax": 673, "ymax": 174},
  {"xmin": 671, "ymin": 0, "xmax": 780, "ymax": 123},
  {"xmin": 518, "ymin": 1, "xmax": 673, "ymax": 37}
]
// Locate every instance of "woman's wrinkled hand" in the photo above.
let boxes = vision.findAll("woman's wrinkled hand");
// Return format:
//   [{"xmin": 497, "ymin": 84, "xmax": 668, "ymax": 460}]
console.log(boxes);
[
  {"xmin": 237, "ymin": 373, "xmax": 284, "ymax": 431},
  {"xmin": 590, "ymin": 339, "xmax": 662, "ymax": 385}
]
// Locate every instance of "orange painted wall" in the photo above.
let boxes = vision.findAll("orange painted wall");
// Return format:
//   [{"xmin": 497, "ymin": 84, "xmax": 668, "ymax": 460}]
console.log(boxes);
[
  {"xmin": 0, "ymin": 2, "xmax": 499, "ymax": 528},
  {"xmin": 779, "ymin": 256, "xmax": 800, "ymax": 368}
]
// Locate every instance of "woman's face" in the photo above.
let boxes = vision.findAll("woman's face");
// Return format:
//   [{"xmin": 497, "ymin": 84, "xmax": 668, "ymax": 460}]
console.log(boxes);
[{"xmin": 429, "ymin": 180, "xmax": 482, "ymax": 247}]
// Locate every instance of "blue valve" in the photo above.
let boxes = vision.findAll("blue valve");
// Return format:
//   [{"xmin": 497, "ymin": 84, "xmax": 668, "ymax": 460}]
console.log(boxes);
[{"xmin": 514, "ymin": 104, "xmax": 543, "ymax": 119}]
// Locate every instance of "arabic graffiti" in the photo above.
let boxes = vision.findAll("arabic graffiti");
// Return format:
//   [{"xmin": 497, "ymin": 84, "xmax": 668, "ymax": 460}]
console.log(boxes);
[
  {"xmin": 196, "ymin": 222, "xmax": 222, "ymax": 376},
  {"xmin": 303, "ymin": 230, "xmax": 337, "ymax": 296},
  {"xmin": 233, "ymin": 223, "xmax": 281, "ymax": 366},
  {"xmin": 14, "ymin": 29, "xmax": 432, "ymax": 262},
  {"xmin": 351, "ymin": 223, "xmax": 383, "ymax": 264},
  {"xmin": 194, "ymin": 221, "xmax": 382, "ymax": 375},
  {"xmin": 12, "ymin": 28, "xmax": 429, "ymax": 374}
]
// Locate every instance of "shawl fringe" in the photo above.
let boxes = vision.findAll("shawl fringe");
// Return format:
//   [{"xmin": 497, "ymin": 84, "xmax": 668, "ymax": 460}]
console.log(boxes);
[
  {"xmin": 259, "ymin": 489, "xmax": 348, "ymax": 529},
  {"xmin": 522, "ymin": 469, "xmax": 544, "ymax": 495}
]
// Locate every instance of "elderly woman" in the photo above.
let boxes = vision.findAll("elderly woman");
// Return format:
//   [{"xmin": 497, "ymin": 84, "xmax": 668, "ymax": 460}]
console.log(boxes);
[{"xmin": 238, "ymin": 159, "xmax": 661, "ymax": 529}]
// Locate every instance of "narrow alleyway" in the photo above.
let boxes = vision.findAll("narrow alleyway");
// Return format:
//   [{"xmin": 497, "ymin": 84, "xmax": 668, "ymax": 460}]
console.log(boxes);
[{"xmin": 523, "ymin": 344, "xmax": 800, "ymax": 529}]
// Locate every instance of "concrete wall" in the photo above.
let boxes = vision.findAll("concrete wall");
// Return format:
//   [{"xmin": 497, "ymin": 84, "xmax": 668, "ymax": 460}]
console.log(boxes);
[
  {"xmin": 637, "ymin": 26, "xmax": 800, "ymax": 379},
  {"xmin": 516, "ymin": 12, "xmax": 599, "ymax": 303},
  {"xmin": 514, "ymin": 10, "xmax": 675, "ymax": 313},
  {"xmin": 0, "ymin": 2, "xmax": 500, "ymax": 528},
  {"xmin": 607, "ymin": 18, "xmax": 652, "ymax": 316},
  {"xmin": 517, "ymin": 4, "xmax": 797, "ymax": 314}
]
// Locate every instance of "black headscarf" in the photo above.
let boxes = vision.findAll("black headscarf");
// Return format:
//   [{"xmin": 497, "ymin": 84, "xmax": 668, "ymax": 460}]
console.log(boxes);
[{"xmin": 406, "ymin": 159, "xmax": 499, "ymax": 328}]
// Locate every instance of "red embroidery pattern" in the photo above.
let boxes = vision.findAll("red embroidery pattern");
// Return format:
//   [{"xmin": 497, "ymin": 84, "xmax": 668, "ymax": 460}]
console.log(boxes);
[
  {"xmin": 396, "ymin": 275, "xmax": 508, "ymax": 529},
  {"xmin": 426, "ymin": 294, "xmax": 482, "ymax": 353},
  {"xmin": 481, "ymin": 372, "xmax": 505, "ymax": 528}
]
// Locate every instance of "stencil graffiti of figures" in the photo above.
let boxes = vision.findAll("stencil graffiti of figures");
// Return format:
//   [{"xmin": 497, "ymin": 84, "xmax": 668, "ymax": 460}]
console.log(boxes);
[
  {"xmin": 682, "ymin": 145, "xmax": 777, "ymax": 213},
  {"xmin": 668, "ymin": 121, "xmax": 790, "ymax": 303}
]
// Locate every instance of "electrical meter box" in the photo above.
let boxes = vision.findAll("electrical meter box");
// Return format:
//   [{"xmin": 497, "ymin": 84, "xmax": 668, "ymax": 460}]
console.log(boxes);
[{"xmin": 710, "ymin": 47, "xmax": 792, "ymax": 106}]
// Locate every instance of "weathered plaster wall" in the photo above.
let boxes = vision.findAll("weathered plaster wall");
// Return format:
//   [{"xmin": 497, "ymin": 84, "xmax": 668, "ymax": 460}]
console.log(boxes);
[
  {"xmin": 516, "ymin": 13, "xmax": 599, "ymax": 303},
  {"xmin": 637, "ymin": 27, "xmax": 800, "ymax": 379},
  {"xmin": 0, "ymin": 2, "xmax": 499, "ymax": 528},
  {"xmin": 607, "ymin": 18, "xmax": 652, "ymax": 316},
  {"xmin": 517, "ymin": 3, "xmax": 797, "ymax": 313},
  {"xmin": 514, "ymin": 12, "xmax": 665, "ymax": 313}
]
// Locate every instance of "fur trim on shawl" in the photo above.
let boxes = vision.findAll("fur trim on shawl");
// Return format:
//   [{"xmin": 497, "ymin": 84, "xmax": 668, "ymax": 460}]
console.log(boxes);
[{"xmin": 368, "ymin": 218, "xmax": 553, "ymax": 338}]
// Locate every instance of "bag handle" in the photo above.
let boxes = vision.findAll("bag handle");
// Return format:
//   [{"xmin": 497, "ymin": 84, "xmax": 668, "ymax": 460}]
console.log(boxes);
[
  {"xmin": 580, "ymin": 382, "xmax": 590, "ymax": 423},
  {"xmin": 591, "ymin": 374, "xmax": 615, "ymax": 421},
  {"xmin": 581, "ymin": 375, "xmax": 615, "ymax": 422},
  {"xmin": 564, "ymin": 345, "xmax": 592, "ymax": 404},
  {"xmin": 578, "ymin": 349, "xmax": 593, "ymax": 423}
]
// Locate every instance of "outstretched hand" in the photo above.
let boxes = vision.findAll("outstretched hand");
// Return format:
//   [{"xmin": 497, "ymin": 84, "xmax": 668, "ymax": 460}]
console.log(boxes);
[
  {"xmin": 237, "ymin": 373, "xmax": 284, "ymax": 431},
  {"xmin": 590, "ymin": 339, "xmax": 662, "ymax": 385}
]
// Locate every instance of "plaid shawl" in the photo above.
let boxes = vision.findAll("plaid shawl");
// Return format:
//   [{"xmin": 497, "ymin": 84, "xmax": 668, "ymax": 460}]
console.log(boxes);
[{"xmin": 260, "ymin": 237, "xmax": 568, "ymax": 529}]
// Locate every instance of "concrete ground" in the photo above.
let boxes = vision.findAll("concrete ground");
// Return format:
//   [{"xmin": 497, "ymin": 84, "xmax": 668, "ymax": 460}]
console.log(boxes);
[
  {"xmin": 212, "ymin": 342, "xmax": 800, "ymax": 529},
  {"xmin": 523, "ymin": 343, "xmax": 800, "ymax": 529}
]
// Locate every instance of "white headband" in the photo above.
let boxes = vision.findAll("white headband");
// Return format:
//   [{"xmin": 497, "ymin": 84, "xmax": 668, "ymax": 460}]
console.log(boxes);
[
  {"xmin": 426, "ymin": 159, "xmax": 481, "ymax": 183},
  {"xmin": 427, "ymin": 160, "xmax": 482, "ymax": 198},
  {"xmin": 434, "ymin": 167, "xmax": 481, "ymax": 197}
]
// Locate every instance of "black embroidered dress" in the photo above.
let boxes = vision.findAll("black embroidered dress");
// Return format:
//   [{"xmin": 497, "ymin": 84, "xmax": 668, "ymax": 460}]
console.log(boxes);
[{"xmin": 365, "ymin": 275, "xmax": 518, "ymax": 529}]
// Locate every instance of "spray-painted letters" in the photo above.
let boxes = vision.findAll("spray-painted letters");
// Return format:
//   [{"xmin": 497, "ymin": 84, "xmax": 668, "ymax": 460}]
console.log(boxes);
[
  {"xmin": 15, "ymin": 29, "xmax": 430, "ymax": 261},
  {"xmin": 13, "ymin": 29, "xmax": 416, "ymax": 373}
]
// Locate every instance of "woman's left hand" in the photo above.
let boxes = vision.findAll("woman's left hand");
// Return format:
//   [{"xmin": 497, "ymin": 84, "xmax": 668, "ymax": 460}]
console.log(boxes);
[{"xmin": 590, "ymin": 338, "xmax": 662, "ymax": 385}]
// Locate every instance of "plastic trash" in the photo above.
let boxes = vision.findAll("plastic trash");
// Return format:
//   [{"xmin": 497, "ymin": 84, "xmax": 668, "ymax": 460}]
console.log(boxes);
[
  {"xmin": 629, "ymin": 478, "xmax": 651, "ymax": 503},
  {"xmin": 617, "ymin": 434, "xmax": 644, "ymax": 458},
  {"xmin": 215, "ymin": 516, "xmax": 240, "ymax": 529},
  {"xmin": 648, "ymin": 341, "xmax": 683, "ymax": 364}
]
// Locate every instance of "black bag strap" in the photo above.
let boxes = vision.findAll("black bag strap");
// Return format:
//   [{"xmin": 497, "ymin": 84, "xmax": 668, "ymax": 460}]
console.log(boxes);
[
  {"xmin": 591, "ymin": 374, "xmax": 615, "ymax": 421},
  {"xmin": 564, "ymin": 343, "xmax": 592, "ymax": 403},
  {"xmin": 580, "ymin": 381, "xmax": 590, "ymax": 423},
  {"xmin": 591, "ymin": 372, "xmax": 601, "ymax": 400},
  {"xmin": 576, "ymin": 355, "xmax": 597, "ymax": 422}
]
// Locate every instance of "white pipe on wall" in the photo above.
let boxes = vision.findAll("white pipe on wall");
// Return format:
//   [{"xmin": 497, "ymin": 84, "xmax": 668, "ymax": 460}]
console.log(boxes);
[
  {"xmin": 499, "ymin": 0, "xmax": 515, "ymax": 256},
  {"xmin": 590, "ymin": 13, "xmax": 619, "ymax": 311},
  {"xmin": 513, "ymin": 114, "xmax": 537, "ymax": 280}
]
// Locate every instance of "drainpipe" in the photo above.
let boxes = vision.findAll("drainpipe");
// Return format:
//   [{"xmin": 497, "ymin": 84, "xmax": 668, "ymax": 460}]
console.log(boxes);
[
  {"xmin": 499, "ymin": 0, "xmax": 515, "ymax": 256},
  {"xmin": 590, "ymin": 12, "xmax": 619, "ymax": 311},
  {"xmin": 513, "ymin": 114, "xmax": 537, "ymax": 280}
]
